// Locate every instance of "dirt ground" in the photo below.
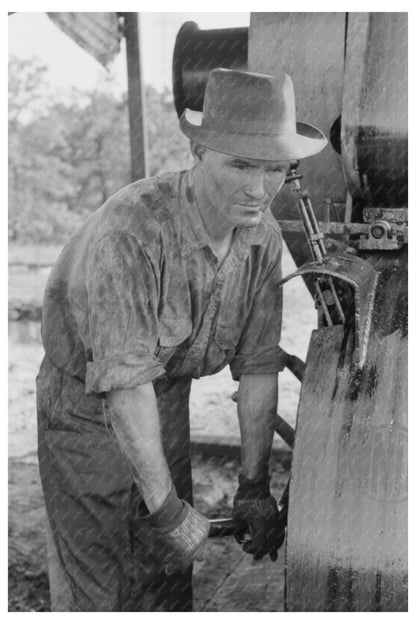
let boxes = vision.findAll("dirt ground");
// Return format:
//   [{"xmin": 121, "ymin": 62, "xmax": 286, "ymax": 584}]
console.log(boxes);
[{"xmin": 8, "ymin": 242, "xmax": 316, "ymax": 611}]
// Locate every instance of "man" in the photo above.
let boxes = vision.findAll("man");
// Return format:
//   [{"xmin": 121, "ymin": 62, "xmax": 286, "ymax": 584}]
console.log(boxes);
[{"xmin": 37, "ymin": 68, "xmax": 327, "ymax": 612}]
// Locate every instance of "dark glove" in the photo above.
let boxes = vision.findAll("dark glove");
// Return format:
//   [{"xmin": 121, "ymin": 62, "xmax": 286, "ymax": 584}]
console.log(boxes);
[
  {"xmin": 141, "ymin": 487, "xmax": 209, "ymax": 576},
  {"xmin": 232, "ymin": 473, "xmax": 285, "ymax": 562}
]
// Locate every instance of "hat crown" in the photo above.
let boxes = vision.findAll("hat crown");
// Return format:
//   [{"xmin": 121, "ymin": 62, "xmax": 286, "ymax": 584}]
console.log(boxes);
[
  {"xmin": 201, "ymin": 68, "xmax": 296, "ymax": 135},
  {"xmin": 179, "ymin": 68, "xmax": 327, "ymax": 161}
]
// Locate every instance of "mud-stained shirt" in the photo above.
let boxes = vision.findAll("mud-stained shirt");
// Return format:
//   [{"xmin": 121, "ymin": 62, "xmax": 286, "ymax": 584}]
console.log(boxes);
[{"xmin": 42, "ymin": 169, "xmax": 286, "ymax": 398}]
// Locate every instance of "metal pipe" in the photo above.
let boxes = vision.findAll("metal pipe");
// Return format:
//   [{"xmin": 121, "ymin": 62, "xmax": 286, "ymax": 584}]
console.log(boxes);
[
  {"xmin": 286, "ymin": 164, "xmax": 345, "ymax": 326},
  {"xmin": 329, "ymin": 278, "xmax": 346, "ymax": 323},
  {"xmin": 304, "ymin": 195, "xmax": 327, "ymax": 258},
  {"xmin": 315, "ymin": 279, "xmax": 334, "ymax": 326},
  {"xmin": 122, "ymin": 12, "xmax": 148, "ymax": 182}
]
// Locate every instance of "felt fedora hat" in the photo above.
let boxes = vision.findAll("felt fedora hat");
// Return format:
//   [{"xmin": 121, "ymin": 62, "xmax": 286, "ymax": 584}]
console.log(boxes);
[{"xmin": 180, "ymin": 68, "xmax": 327, "ymax": 161}]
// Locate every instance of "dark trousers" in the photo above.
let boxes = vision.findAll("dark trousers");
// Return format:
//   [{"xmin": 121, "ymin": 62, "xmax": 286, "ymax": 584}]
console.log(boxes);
[{"xmin": 37, "ymin": 357, "xmax": 194, "ymax": 612}]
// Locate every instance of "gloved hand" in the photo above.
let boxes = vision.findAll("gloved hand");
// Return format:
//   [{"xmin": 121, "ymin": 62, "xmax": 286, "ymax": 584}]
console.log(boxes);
[
  {"xmin": 141, "ymin": 487, "xmax": 210, "ymax": 576},
  {"xmin": 232, "ymin": 473, "xmax": 285, "ymax": 562}
]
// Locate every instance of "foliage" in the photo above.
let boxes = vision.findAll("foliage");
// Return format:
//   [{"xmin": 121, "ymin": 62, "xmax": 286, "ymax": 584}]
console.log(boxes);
[
  {"xmin": 8, "ymin": 56, "xmax": 51, "ymax": 126},
  {"xmin": 8, "ymin": 56, "xmax": 192, "ymax": 244},
  {"xmin": 146, "ymin": 87, "xmax": 193, "ymax": 176}
]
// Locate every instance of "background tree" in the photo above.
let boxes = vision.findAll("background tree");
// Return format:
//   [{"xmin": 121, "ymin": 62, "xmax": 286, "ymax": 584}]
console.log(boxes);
[
  {"xmin": 146, "ymin": 85, "xmax": 192, "ymax": 176},
  {"xmin": 9, "ymin": 58, "xmax": 74, "ymax": 242},
  {"xmin": 8, "ymin": 56, "xmax": 192, "ymax": 244}
]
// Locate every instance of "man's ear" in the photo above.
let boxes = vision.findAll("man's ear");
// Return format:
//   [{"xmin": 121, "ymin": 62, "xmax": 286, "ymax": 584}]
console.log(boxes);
[{"xmin": 190, "ymin": 141, "xmax": 206, "ymax": 162}]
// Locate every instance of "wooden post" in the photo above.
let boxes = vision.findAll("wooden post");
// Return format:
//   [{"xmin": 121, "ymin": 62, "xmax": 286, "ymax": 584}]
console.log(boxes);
[{"xmin": 123, "ymin": 12, "xmax": 148, "ymax": 181}]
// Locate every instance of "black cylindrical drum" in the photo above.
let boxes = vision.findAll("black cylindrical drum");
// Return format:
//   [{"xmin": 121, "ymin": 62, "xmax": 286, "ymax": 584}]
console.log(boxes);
[
  {"xmin": 172, "ymin": 21, "xmax": 248, "ymax": 118},
  {"xmin": 342, "ymin": 13, "xmax": 408, "ymax": 209}
]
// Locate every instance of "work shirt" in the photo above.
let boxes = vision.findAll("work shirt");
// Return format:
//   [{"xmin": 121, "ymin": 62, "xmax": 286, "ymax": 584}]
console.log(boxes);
[{"xmin": 41, "ymin": 169, "xmax": 286, "ymax": 424}]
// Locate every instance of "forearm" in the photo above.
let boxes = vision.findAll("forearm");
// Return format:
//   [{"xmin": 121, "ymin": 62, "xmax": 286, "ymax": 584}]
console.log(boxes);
[
  {"xmin": 107, "ymin": 383, "xmax": 172, "ymax": 513},
  {"xmin": 237, "ymin": 373, "xmax": 278, "ymax": 480}
]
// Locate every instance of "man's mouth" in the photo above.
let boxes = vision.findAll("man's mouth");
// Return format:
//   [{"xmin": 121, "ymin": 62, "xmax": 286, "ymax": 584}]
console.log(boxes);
[
  {"xmin": 239, "ymin": 202, "xmax": 264, "ymax": 209},
  {"xmin": 240, "ymin": 205, "xmax": 264, "ymax": 214}
]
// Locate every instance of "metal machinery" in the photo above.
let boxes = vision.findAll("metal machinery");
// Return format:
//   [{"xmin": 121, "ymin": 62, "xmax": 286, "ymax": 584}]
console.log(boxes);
[{"xmin": 173, "ymin": 13, "xmax": 408, "ymax": 611}]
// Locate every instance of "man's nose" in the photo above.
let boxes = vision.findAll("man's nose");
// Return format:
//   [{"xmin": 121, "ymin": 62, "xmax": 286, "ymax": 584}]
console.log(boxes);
[{"xmin": 244, "ymin": 172, "xmax": 266, "ymax": 199}]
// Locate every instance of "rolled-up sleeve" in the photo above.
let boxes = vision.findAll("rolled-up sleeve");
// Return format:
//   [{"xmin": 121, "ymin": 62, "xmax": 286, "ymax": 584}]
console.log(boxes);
[
  {"xmin": 230, "ymin": 239, "xmax": 287, "ymax": 381},
  {"xmin": 85, "ymin": 232, "xmax": 165, "ymax": 394}
]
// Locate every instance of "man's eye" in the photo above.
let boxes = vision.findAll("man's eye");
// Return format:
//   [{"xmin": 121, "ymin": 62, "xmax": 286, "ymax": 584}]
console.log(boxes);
[
  {"xmin": 234, "ymin": 163, "xmax": 249, "ymax": 170},
  {"xmin": 267, "ymin": 167, "xmax": 285, "ymax": 174}
]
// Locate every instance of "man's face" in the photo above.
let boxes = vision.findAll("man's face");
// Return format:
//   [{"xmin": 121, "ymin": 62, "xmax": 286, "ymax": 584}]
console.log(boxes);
[{"xmin": 197, "ymin": 149, "xmax": 290, "ymax": 229}]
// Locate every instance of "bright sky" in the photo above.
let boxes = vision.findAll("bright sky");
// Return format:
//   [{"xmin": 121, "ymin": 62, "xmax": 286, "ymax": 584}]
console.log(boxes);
[{"xmin": 8, "ymin": 12, "xmax": 250, "ymax": 96}]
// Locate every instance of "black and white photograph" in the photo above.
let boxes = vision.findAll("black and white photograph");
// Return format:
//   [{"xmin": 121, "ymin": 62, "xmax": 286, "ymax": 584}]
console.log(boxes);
[{"xmin": 7, "ymin": 6, "xmax": 408, "ymax": 613}]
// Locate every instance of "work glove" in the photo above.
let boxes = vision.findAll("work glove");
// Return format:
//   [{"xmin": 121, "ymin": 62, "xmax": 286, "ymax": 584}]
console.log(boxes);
[
  {"xmin": 141, "ymin": 487, "xmax": 210, "ymax": 576},
  {"xmin": 232, "ymin": 473, "xmax": 285, "ymax": 562}
]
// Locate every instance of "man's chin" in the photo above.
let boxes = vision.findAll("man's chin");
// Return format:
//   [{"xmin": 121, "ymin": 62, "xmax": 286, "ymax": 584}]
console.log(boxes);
[{"xmin": 242, "ymin": 214, "xmax": 263, "ymax": 228}]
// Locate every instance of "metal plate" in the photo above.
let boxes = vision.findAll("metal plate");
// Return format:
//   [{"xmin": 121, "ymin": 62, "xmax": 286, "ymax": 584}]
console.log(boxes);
[{"xmin": 285, "ymin": 249, "xmax": 407, "ymax": 611}]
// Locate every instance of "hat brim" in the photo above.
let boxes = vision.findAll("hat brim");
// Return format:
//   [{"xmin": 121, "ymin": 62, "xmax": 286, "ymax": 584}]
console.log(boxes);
[{"xmin": 180, "ymin": 109, "xmax": 328, "ymax": 161}]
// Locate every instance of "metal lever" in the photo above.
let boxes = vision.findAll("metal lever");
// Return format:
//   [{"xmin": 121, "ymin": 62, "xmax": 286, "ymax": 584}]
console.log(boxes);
[
  {"xmin": 283, "ymin": 162, "xmax": 379, "ymax": 368},
  {"xmin": 208, "ymin": 517, "xmax": 241, "ymax": 538},
  {"xmin": 285, "ymin": 163, "xmax": 327, "ymax": 263},
  {"xmin": 285, "ymin": 162, "xmax": 345, "ymax": 326}
]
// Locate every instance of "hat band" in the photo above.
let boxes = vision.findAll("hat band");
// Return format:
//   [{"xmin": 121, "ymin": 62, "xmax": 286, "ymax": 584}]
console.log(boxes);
[{"xmin": 201, "ymin": 116, "xmax": 296, "ymax": 136}]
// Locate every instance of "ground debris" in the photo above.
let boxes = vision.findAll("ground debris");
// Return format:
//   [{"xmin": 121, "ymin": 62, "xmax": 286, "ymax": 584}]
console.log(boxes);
[{"xmin": 8, "ymin": 563, "xmax": 50, "ymax": 612}]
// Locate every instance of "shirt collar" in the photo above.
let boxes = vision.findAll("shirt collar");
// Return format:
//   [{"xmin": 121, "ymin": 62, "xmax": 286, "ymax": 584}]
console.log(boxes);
[{"xmin": 178, "ymin": 168, "xmax": 267, "ymax": 259}]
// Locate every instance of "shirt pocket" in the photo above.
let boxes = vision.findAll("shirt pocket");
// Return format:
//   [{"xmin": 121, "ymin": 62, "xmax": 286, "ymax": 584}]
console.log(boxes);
[
  {"xmin": 214, "ymin": 318, "xmax": 243, "ymax": 351},
  {"xmin": 158, "ymin": 317, "xmax": 192, "ymax": 348},
  {"xmin": 37, "ymin": 356, "xmax": 106, "ymax": 432}
]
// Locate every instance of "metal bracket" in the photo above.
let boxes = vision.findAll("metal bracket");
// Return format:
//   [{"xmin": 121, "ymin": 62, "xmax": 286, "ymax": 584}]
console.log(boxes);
[
  {"xmin": 279, "ymin": 253, "xmax": 379, "ymax": 368},
  {"xmin": 358, "ymin": 221, "xmax": 408, "ymax": 251},
  {"xmin": 359, "ymin": 208, "xmax": 408, "ymax": 250},
  {"xmin": 279, "ymin": 219, "xmax": 408, "ymax": 251}
]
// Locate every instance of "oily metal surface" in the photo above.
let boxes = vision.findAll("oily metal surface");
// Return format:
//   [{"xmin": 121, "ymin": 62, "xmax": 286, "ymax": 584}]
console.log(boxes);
[
  {"xmin": 286, "ymin": 249, "xmax": 407, "ymax": 611},
  {"xmin": 279, "ymin": 252, "xmax": 379, "ymax": 367},
  {"xmin": 342, "ymin": 13, "xmax": 408, "ymax": 212}
]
